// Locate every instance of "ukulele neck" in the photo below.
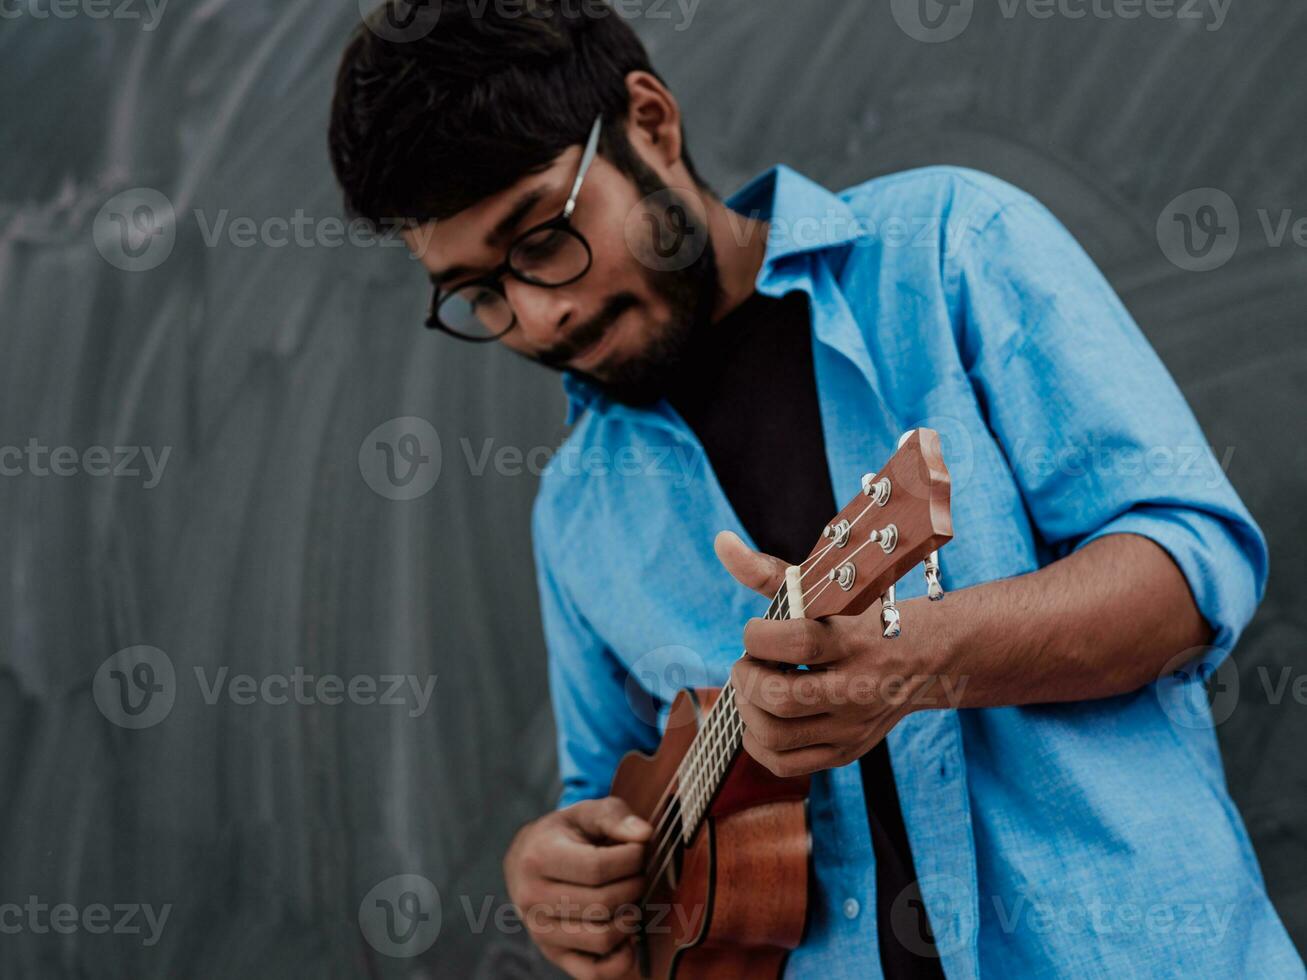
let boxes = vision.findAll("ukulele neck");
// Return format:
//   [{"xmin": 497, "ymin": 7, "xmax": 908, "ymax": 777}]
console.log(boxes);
[{"xmin": 675, "ymin": 586, "xmax": 789, "ymax": 840}]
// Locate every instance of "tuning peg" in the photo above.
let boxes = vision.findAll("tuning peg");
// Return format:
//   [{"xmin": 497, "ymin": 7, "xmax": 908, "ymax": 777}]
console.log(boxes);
[
  {"xmin": 861, "ymin": 473, "xmax": 891, "ymax": 506},
  {"xmin": 924, "ymin": 551, "xmax": 944, "ymax": 601},
  {"xmin": 880, "ymin": 585, "xmax": 901, "ymax": 639}
]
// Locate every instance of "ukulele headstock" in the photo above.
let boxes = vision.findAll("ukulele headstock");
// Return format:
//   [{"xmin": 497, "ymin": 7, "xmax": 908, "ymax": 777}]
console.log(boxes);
[{"xmin": 782, "ymin": 429, "xmax": 953, "ymax": 633}]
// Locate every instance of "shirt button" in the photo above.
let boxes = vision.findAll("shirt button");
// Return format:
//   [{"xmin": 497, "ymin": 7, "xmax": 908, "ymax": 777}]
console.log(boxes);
[{"xmin": 843, "ymin": 898, "xmax": 860, "ymax": 919}]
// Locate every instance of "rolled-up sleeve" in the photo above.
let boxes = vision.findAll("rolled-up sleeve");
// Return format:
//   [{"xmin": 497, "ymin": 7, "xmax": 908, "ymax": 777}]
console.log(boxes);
[
  {"xmin": 950, "ymin": 196, "xmax": 1268, "ymax": 664},
  {"xmin": 532, "ymin": 500, "xmax": 659, "ymax": 809}
]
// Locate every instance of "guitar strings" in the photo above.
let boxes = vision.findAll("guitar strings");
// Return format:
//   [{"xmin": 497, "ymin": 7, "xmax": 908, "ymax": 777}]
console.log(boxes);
[
  {"xmin": 637, "ymin": 574, "xmax": 834, "ymax": 901},
  {"xmin": 637, "ymin": 487, "xmax": 899, "ymax": 908}
]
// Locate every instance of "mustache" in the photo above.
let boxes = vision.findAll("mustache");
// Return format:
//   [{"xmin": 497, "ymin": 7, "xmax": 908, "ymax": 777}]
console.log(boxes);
[{"xmin": 534, "ymin": 295, "xmax": 638, "ymax": 369}]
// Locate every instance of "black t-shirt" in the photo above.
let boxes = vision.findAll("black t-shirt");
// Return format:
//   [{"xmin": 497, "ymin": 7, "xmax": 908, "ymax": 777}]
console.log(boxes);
[{"xmin": 664, "ymin": 289, "xmax": 945, "ymax": 977}]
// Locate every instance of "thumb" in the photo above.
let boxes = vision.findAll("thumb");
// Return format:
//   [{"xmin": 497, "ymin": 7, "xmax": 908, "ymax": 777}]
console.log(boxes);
[
  {"xmin": 714, "ymin": 530, "xmax": 788, "ymax": 599},
  {"xmin": 567, "ymin": 797, "xmax": 652, "ymax": 843}
]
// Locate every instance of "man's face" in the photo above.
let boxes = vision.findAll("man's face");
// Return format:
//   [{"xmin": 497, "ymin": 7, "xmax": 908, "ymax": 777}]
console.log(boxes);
[{"xmin": 402, "ymin": 137, "xmax": 720, "ymax": 405}]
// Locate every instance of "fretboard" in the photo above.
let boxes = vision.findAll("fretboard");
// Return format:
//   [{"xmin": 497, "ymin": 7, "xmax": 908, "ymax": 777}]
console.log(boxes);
[{"xmin": 675, "ymin": 586, "xmax": 790, "ymax": 839}]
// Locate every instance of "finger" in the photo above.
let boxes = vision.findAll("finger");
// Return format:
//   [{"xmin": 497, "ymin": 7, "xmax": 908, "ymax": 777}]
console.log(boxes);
[
  {"xmin": 533, "ymin": 916, "xmax": 637, "ymax": 957},
  {"xmin": 566, "ymin": 797, "xmax": 652, "ymax": 844},
  {"xmin": 731, "ymin": 659, "xmax": 829, "ymax": 719},
  {"xmin": 743, "ymin": 617, "xmax": 849, "ymax": 667},
  {"xmin": 516, "ymin": 875, "xmax": 646, "ymax": 921},
  {"xmin": 744, "ymin": 711, "xmax": 840, "ymax": 754},
  {"xmin": 536, "ymin": 835, "xmax": 647, "ymax": 887},
  {"xmin": 737, "ymin": 698, "xmax": 840, "ymax": 754},
  {"xmin": 742, "ymin": 730, "xmax": 846, "ymax": 779},
  {"xmin": 543, "ymin": 941, "xmax": 636, "ymax": 980},
  {"xmin": 714, "ymin": 530, "xmax": 788, "ymax": 598}
]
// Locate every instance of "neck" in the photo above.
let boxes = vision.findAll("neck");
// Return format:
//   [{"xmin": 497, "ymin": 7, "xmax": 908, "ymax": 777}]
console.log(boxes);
[
  {"xmin": 704, "ymin": 199, "xmax": 770, "ymax": 325},
  {"xmin": 673, "ymin": 584, "xmax": 788, "ymax": 840}
]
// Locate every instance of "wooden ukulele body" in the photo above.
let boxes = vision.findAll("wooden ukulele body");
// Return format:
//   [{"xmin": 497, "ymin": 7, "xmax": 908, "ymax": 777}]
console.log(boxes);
[{"xmin": 609, "ymin": 688, "xmax": 811, "ymax": 979}]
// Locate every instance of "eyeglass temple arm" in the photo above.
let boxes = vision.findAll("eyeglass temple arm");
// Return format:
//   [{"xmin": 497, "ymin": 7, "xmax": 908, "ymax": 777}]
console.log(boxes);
[{"xmin": 562, "ymin": 116, "xmax": 604, "ymax": 220}]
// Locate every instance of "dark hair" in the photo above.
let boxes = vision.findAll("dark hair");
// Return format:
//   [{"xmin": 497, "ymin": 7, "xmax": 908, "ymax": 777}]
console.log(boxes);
[{"xmin": 329, "ymin": 0, "xmax": 713, "ymax": 229}]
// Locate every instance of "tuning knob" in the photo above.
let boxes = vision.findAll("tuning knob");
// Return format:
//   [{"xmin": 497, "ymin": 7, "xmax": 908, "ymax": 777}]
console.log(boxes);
[
  {"xmin": 880, "ymin": 585, "xmax": 901, "ymax": 639},
  {"xmin": 924, "ymin": 551, "xmax": 945, "ymax": 601}
]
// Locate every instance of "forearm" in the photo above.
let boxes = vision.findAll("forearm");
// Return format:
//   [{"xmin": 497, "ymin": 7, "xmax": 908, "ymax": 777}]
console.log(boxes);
[{"xmin": 923, "ymin": 533, "xmax": 1212, "ymax": 709}]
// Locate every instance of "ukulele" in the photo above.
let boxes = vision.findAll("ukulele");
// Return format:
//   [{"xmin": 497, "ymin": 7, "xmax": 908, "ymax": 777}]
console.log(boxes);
[{"xmin": 610, "ymin": 428, "xmax": 953, "ymax": 979}]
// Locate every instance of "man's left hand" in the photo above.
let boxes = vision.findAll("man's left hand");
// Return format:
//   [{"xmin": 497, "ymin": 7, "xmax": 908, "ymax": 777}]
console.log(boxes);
[{"xmin": 714, "ymin": 530, "xmax": 959, "ymax": 778}]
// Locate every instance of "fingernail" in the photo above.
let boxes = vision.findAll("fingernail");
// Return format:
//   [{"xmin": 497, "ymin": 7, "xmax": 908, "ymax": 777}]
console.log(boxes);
[{"xmin": 621, "ymin": 815, "xmax": 647, "ymax": 834}]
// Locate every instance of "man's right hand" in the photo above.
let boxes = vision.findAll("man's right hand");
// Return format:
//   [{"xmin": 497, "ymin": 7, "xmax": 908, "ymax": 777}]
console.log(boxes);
[{"xmin": 503, "ymin": 796, "xmax": 652, "ymax": 979}]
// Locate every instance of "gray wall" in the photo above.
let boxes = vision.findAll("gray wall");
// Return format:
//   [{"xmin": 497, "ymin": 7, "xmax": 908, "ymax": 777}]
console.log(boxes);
[{"xmin": 1, "ymin": 1, "xmax": 1303, "ymax": 976}]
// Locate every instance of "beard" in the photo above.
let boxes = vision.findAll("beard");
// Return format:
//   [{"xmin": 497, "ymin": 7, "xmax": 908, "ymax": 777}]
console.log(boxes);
[{"xmin": 525, "ymin": 166, "xmax": 723, "ymax": 408}]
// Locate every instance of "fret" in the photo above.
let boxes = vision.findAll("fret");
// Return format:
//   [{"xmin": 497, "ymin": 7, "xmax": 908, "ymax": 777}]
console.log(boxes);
[{"xmin": 677, "ymin": 581, "xmax": 806, "ymax": 839}]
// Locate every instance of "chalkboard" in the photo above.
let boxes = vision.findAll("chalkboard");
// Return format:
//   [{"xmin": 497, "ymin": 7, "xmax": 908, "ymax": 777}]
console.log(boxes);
[{"xmin": 0, "ymin": 2, "xmax": 1302, "ymax": 976}]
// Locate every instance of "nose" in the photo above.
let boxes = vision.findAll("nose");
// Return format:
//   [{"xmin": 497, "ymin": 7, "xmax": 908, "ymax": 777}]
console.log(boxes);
[{"xmin": 504, "ymin": 278, "xmax": 576, "ymax": 348}]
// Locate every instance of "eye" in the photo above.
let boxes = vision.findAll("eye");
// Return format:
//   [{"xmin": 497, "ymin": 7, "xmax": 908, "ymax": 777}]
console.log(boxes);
[
  {"xmin": 514, "ymin": 229, "xmax": 567, "ymax": 262},
  {"xmin": 464, "ymin": 286, "xmax": 498, "ymax": 310}
]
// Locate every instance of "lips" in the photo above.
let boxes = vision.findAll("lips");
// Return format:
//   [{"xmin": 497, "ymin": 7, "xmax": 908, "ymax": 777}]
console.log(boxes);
[{"xmin": 571, "ymin": 324, "xmax": 617, "ymax": 371}]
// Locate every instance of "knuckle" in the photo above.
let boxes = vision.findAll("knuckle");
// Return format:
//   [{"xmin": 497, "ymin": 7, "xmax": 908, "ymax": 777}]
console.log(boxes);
[
  {"xmin": 779, "ymin": 725, "xmax": 806, "ymax": 751},
  {"xmin": 795, "ymin": 627, "xmax": 820, "ymax": 663},
  {"xmin": 578, "ymin": 851, "xmax": 605, "ymax": 884},
  {"xmin": 572, "ymin": 924, "xmax": 618, "ymax": 956},
  {"xmin": 605, "ymin": 876, "xmax": 644, "ymax": 909},
  {"xmin": 741, "ymin": 618, "xmax": 760, "ymax": 649},
  {"xmin": 516, "ymin": 885, "xmax": 546, "ymax": 912},
  {"xmin": 770, "ymin": 756, "xmax": 796, "ymax": 778},
  {"xmin": 598, "ymin": 795, "xmax": 627, "ymax": 822},
  {"xmin": 770, "ymin": 695, "xmax": 798, "ymax": 723},
  {"xmin": 729, "ymin": 663, "xmax": 751, "ymax": 702},
  {"xmin": 518, "ymin": 843, "xmax": 544, "ymax": 878}
]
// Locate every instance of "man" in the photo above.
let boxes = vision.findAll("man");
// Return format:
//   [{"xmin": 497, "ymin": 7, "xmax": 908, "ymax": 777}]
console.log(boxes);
[{"xmin": 329, "ymin": 3, "xmax": 1302, "ymax": 977}]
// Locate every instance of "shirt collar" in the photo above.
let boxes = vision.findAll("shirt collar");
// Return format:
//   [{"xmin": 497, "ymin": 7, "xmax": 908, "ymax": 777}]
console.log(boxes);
[{"xmin": 561, "ymin": 164, "xmax": 864, "ymax": 425}]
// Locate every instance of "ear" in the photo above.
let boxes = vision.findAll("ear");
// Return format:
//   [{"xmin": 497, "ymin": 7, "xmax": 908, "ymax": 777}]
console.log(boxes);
[{"xmin": 623, "ymin": 70, "xmax": 683, "ymax": 167}]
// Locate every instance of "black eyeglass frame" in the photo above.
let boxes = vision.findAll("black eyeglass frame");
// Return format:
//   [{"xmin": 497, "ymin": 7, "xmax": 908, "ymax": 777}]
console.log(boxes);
[{"xmin": 425, "ymin": 114, "xmax": 605, "ymax": 341}]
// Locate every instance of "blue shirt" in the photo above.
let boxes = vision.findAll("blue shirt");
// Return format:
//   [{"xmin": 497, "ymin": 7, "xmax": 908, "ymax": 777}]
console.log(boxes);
[{"xmin": 530, "ymin": 164, "xmax": 1303, "ymax": 977}]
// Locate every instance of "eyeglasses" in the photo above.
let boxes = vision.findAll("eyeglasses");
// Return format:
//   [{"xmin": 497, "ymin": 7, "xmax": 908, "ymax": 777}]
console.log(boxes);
[{"xmin": 426, "ymin": 115, "xmax": 604, "ymax": 341}]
